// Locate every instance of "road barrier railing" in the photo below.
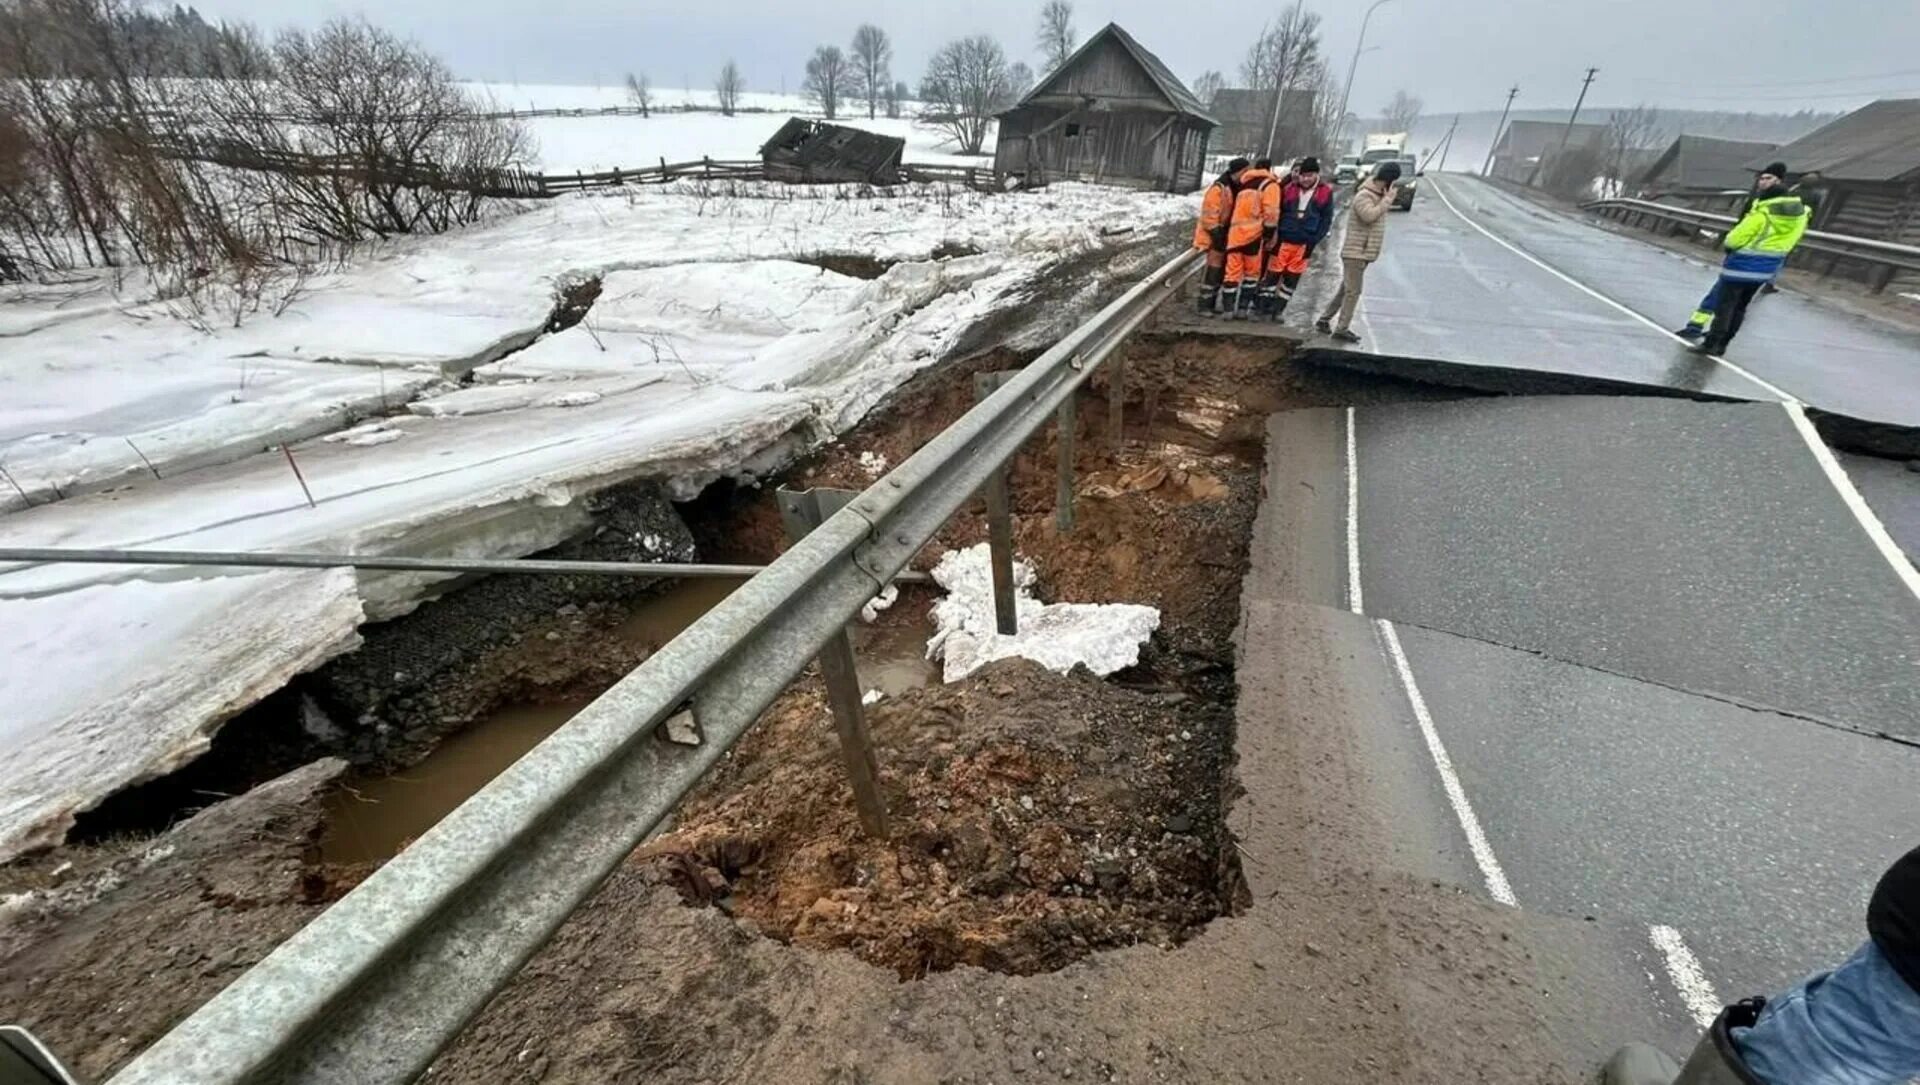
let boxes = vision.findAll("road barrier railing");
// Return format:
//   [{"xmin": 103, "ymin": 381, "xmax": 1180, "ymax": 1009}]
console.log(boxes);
[
  {"xmin": 99, "ymin": 246, "xmax": 1203, "ymax": 1085},
  {"xmin": 1581, "ymin": 196, "xmax": 1920, "ymax": 293}
]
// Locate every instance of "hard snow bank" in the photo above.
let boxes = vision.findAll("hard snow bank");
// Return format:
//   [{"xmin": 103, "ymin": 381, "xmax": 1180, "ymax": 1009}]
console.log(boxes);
[
  {"xmin": 2, "ymin": 183, "xmax": 1171, "ymax": 510},
  {"xmin": 927, "ymin": 544, "xmax": 1160, "ymax": 684},
  {"xmin": 0, "ymin": 181, "xmax": 1190, "ymax": 860},
  {"xmin": 0, "ymin": 569, "xmax": 363, "ymax": 858}
]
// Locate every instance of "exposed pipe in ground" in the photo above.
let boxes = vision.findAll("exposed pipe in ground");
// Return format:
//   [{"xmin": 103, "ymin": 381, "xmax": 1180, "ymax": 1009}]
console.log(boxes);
[{"xmin": 0, "ymin": 547, "xmax": 932, "ymax": 582}]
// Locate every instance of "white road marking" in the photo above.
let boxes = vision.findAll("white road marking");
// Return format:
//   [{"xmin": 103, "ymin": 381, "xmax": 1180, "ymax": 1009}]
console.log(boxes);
[
  {"xmin": 1425, "ymin": 177, "xmax": 1798, "ymax": 404},
  {"xmin": 1783, "ymin": 402, "xmax": 1920, "ymax": 602},
  {"xmin": 1375, "ymin": 618, "xmax": 1518, "ymax": 907},
  {"xmin": 1433, "ymin": 176, "xmax": 1920, "ymax": 605},
  {"xmin": 1346, "ymin": 406, "xmax": 1364, "ymax": 614},
  {"xmin": 1649, "ymin": 924, "xmax": 1723, "ymax": 1029}
]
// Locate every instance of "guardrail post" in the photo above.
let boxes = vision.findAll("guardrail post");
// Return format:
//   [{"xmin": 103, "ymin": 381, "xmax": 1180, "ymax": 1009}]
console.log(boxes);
[
  {"xmin": 1108, "ymin": 356, "xmax": 1126, "ymax": 448},
  {"xmin": 1056, "ymin": 396, "xmax": 1076, "ymax": 533},
  {"xmin": 776, "ymin": 485, "xmax": 889, "ymax": 838},
  {"xmin": 974, "ymin": 372, "xmax": 1021, "ymax": 635}
]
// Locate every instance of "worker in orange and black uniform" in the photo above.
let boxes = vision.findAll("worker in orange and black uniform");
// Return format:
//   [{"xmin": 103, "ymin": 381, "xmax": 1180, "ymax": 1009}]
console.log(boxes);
[
  {"xmin": 1222, "ymin": 158, "xmax": 1279, "ymax": 320},
  {"xmin": 1193, "ymin": 157, "xmax": 1248, "ymax": 316},
  {"xmin": 1259, "ymin": 155, "xmax": 1335, "ymax": 321}
]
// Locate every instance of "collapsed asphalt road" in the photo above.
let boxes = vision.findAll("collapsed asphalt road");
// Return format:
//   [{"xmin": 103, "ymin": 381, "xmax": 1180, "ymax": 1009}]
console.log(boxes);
[{"xmin": 1331, "ymin": 172, "xmax": 1920, "ymax": 425}]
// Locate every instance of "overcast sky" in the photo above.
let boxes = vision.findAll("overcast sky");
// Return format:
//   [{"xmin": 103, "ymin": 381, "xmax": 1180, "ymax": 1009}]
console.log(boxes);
[{"xmin": 187, "ymin": 0, "xmax": 1920, "ymax": 117}]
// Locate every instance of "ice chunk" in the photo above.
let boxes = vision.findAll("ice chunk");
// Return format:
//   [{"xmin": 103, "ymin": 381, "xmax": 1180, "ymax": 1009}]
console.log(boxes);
[{"xmin": 924, "ymin": 544, "xmax": 1159, "ymax": 684}]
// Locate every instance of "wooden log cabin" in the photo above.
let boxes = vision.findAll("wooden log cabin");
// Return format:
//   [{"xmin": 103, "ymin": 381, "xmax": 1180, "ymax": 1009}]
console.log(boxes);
[{"xmin": 993, "ymin": 23, "xmax": 1217, "ymax": 194}]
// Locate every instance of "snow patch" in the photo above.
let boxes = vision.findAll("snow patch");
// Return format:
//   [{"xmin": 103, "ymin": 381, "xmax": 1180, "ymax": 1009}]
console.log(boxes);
[
  {"xmin": 323, "ymin": 420, "xmax": 405, "ymax": 447},
  {"xmin": 857, "ymin": 450, "xmax": 889, "ymax": 477},
  {"xmin": 860, "ymin": 583, "xmax": 899, "ymax": 624},
  {"xmin": 925, "ymin": 544, "xmax": 1159, "ymax": 684},
  {"xmin": 536, "ymin": 390, "xmax": 603, "ymax": 408}
]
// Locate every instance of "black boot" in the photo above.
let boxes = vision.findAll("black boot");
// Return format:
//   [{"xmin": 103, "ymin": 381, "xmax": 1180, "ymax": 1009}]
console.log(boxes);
[
  {"xmin": 1602, "ymin": 1000, "xmax": 1768, "ymax": 1085},
  {"xmin": 1197, "ymin": 287, "xmax": 1219, "ymax": 316},
  {"xmin": 1218, "ymin": 286, "xmax": 1239, "ymax": 319}
]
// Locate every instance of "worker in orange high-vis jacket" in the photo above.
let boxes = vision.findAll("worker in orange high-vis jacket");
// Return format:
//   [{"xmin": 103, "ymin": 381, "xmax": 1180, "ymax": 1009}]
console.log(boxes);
[
  {"xmin": 1192, "ymin": 157, "xmax": 1248, "ymax": 316},
  {"xmin": 1222, "ymin": 159, "xmax": 1278, "ymax": 320}
]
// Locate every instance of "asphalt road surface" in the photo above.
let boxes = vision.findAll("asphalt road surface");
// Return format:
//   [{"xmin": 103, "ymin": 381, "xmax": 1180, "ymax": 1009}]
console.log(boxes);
[
  {"xmin": 1347, "ymin": 173, "xmax": 1920, "ymax": 426},
  {"xmin": 1261, "ymin": 398, "xmax": 1920, "ymax": 1050},
  {"xmin": 1250, "ymin": 180, "xmax": 1920, "ymax": 1063},
  {"xmin": 1355, "ymin": 395, "xmax": 1920, "ymax": 734}
]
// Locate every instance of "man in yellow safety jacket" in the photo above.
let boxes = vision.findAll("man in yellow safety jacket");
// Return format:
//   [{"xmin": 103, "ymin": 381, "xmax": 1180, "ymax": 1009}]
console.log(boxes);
[
  {"xmin": 1682, "ymin": 162, "xmax": 1810, "ymax": 356},
  {"xmin": 1193, "ymin": 157, "xmax": 1249, "ymax": 315}
]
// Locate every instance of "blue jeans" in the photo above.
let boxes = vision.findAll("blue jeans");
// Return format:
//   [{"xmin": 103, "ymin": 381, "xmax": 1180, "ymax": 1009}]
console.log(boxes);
[{"xmin": 1734, "ymin": 942, "xmax": 1920, "ymax": 1084}]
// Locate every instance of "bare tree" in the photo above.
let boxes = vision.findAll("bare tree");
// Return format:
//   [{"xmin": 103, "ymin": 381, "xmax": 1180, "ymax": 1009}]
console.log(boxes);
[
  {"xmin": 804, "ymin": 45, "xmax": 850, "ymax": 120},
  {"xmin": 1006, "ymin": 60, "xmax": 1035, "ymax": 103},
  {"xmin": 850, "ymin": 24, "xmax": 892, "ymax": 120},
  {"xmin": 625, "ymin": 71, "xmax": 652, "ymax": 117},
  {"xmin": 1239, "ymin": 3, "xmax": 1324, "ymax": 157},
  {"xmin": 1192, "ymin": 70, "xmax": 1226, "ymax": 109},
  {"xmin": 1239, "ymin": 2, "xmax": 1322, "ymax": 94},
  {"xmin": 1036, "ymin": 0, "xmax": 1075, "ymax": 73},
  {"xmin": 716, "ymin": 60, "xmax": 745, "ymax": 116},
  {"xmin": 920, "ymin": 35, "xmax": 1011, "ymax": 156},
  {"xmin": 1307, "ymin": 62, "xmax": 1348, "ymax": 157},
  {"xmin": 886, "ymin": 79, "xmax": 909, "ymax": 119},
  {"xmin": 1381, "ymin": 89, "xmax": 1422, "ymax": 133},
  {"xmin": 1543, "ymin": 142, "xmax": 1605, "ymax": 200},
  {"xmin": 1602, "ymin": 104, "xmax": 1661, "ymax": 197}
]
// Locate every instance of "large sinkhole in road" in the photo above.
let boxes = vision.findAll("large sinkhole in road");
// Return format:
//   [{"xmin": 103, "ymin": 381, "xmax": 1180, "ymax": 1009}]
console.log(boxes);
[
  {"xmin": 615, "ymin": 333, "xmax": 1344, "ymax": 980},
  {"xmin": 76, "ymin": 329, "xmax": 1430, "ymax": 984}
]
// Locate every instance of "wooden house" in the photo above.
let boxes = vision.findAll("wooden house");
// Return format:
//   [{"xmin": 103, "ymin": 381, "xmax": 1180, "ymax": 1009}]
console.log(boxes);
[{"xmin": 992, "ymin": 24, "xmax": 1216, "ymax": 193}]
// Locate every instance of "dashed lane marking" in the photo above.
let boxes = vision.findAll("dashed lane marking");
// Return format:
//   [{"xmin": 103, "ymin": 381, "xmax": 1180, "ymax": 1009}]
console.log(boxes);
[{"xmin": 1649, "ymin": 924, "xmax": 1723, "ymax": 1029}]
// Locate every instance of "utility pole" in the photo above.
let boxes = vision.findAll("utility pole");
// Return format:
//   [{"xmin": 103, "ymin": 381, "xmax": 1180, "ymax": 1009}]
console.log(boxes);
[
  {"xmin": 1332, "ymin": 0, "xmax": 1397, "ymax": 155},
  {"xmin": 1528, "ymin": 67, "xmax": 1598, "ymax": 187},
  {"xmin": 1428, "ymin": 115, "xmax": 1458, "ymax": 173},
  {"xmin": 1482, "ymin": 85, "xmax": 1518, "ymax": 176}
]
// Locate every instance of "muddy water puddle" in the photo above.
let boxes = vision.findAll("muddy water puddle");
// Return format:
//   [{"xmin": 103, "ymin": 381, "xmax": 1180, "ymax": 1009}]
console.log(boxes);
[{"xmin": 321, "ymin": 579, "xmax": 936, "ymax": 864}]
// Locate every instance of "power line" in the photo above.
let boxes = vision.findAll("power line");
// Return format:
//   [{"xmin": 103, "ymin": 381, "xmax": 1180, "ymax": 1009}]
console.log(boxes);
[
  {"xmin": 1634, "ymin": 86, "xmax": 1920, "ymax": 104},
  {"xmin": 1638, "ymin": 66, "xmax": 1920, "ymax": 90}
]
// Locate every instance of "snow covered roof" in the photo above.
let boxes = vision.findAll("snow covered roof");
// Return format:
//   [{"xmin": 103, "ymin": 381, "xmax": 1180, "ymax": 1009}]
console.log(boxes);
[
  {"xmin": 1006, "ymin": 23, "xmax": 1217, "ymax": 127},
  {"xmin": 1751, "ymin": 99, "xmax": 1920, "ymax": 183}
]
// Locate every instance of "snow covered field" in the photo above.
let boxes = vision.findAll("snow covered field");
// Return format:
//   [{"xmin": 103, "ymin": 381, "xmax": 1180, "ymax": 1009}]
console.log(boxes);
[
  {"xmin": 0, "ymin": 180, "xmax": 1188, "ymax": 859},
  {"xmin": 461, "ymin": 81, "xmax": 996, "ymax": 173}
]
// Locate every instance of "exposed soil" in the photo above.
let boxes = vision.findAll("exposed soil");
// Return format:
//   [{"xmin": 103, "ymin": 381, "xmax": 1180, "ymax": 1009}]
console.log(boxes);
[
  {"xmin": 544, "ymin": 273, "xmax": 604, "ymax": 332},
  {"xmin": 0, "ymin": 305, "xmax": 1590, "ymax": 1084},
  {"xmin": 641, "ymin": 659, "xmax": 1234, "ymax": 979},
  {"xmin": 0, "ymin": 761, "xmax": 341, "ymax": 1084}
]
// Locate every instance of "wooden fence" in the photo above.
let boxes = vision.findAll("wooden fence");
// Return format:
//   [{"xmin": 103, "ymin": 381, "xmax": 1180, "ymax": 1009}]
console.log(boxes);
[{"xmin": 154, "ymin": 138, "xmax": 1023, "ymax": 198}]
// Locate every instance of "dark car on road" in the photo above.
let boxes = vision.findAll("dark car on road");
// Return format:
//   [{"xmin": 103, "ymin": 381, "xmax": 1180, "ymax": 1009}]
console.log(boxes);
[{"xmin": 1389, "ymin": 157, "xmax": 1419, "ymax": 210}]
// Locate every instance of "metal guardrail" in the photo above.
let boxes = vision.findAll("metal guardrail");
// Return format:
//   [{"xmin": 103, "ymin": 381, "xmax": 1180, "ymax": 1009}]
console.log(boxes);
[
  {"xmin": 0, "ymin": 547, "xmax": 930, "ymax": 583},
  {"xmin": 102, "ymin": 246, "xmax": 1203, "ymax": 1085},
  {"xmin": 1581, "ymin": 197, "xmax": 1920, "ymax": 292}
]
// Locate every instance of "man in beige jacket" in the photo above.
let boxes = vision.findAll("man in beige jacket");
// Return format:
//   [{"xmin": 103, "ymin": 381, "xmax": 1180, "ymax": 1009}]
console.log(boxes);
[{"xmin": 1315, "ymin": 161, "xmax": 1400, "ymax": 344}]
